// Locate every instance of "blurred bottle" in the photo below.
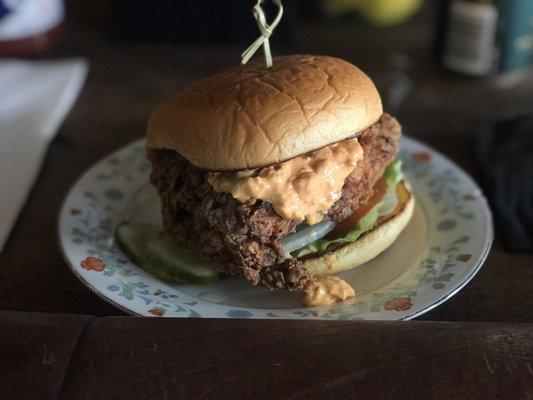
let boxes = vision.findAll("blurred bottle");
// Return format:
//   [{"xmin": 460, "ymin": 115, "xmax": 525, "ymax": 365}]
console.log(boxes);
[
  {"xmin": 442, "ymin": 0, "xmax": 499, "ymax": 76},
  {"xmin": 497, "ymin": 0, "xmax": 533, "ymax": 72},
  {"xmin": 0, "ymin": 0, "xmax": 64, "ymax": 57},
  {"xmin": 437, "ymin": 0, "xmax": 533, "ymax": 75}
]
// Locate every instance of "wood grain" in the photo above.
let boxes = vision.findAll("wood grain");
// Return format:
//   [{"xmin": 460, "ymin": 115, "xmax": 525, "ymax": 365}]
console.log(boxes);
[
  {"xmin": 3, "ymin": 313, "xmax": 530, "ymax": 399},
  {"xmin": 61, "ymin": 318, "xmax": 532, "ymax": 400},
  {"xmin": 0, "ymin": 311, "xmax": 93, "ymax": 400}
]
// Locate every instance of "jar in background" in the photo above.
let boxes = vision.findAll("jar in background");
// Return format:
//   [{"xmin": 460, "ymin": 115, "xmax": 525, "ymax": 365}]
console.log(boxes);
[
  {"xmin": 436, "ymin": 0, "xmax": 533, "ymax": 75},
  {"xmin": 443, "ymin": 0, "xmax": 499, "ymax": 76}
]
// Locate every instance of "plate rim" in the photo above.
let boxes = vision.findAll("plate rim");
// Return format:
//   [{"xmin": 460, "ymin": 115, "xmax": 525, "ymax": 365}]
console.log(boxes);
[{"xmin": 401, "ymin": 145, "xmax": 494, "ymax": 320}]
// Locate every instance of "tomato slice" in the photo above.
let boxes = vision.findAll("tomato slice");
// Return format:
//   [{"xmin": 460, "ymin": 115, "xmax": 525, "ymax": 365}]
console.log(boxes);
[
  {"xmin": 327, "ymin": 180, "xmax": 411, "ymax": 239},
  {"xmin": 392, "ymin": 180, "xmax": 411, "ymax": 213},
  {"xmin": 327, "ymin": 177, "xmax": 388, "ymax": 238}
]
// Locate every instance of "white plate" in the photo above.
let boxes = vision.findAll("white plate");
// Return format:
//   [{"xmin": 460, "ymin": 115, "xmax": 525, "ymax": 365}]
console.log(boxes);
[{"xmin": 59, "ymin": 138, "xmax": 493, "ymax": 319}]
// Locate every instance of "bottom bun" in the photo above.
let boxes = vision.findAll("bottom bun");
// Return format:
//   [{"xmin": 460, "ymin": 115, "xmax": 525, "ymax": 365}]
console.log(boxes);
[{"xmin": 301, "ymin": 181, "xmax": 415, "ymax": 277}]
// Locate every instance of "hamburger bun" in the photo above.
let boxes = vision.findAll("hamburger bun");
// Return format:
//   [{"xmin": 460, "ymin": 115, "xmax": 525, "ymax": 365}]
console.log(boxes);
[{"xmin": 146, "ymin": 55, "xmax": 382, "ymax": 171}]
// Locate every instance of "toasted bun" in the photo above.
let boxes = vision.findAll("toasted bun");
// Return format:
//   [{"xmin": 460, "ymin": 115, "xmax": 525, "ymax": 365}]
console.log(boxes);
[
  {"xmin": 301, "ymin": 184, "xmax": 414, "ymax": 277},
  {"xmin": 146, "ymin": 55, "xmax": 382, "ymax": 171}
]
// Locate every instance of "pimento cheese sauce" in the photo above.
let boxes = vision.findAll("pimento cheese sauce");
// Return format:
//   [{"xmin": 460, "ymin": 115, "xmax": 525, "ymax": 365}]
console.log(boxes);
[
  {"xmin": 207, "ymin": 138, "xmax": 364, "ymax": 224},
  {"xmin": 302, "ymin": 276, "xmax": 355, "ymax": 307}
]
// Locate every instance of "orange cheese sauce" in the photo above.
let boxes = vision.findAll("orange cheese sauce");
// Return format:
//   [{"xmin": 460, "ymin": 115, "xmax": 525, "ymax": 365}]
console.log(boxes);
[
  {"xmin": 208, "ymin": 139, "xmax": 364, "ymax": 224},
  {"xmin": 302, "ymin": 276, "xmax": 356, "ymax": 307}
]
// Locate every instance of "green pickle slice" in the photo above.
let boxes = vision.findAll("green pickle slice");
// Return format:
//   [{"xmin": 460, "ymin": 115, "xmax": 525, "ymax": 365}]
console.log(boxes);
[
  {"xmin": 144, "ymin": 236, "xmax": 219, "ymax": 284},
  {"xmin": 114, "ymin": 222, "xmax": 218, "ymax": 284},
  {"xmin": 114, "ymin": 222, "xmax": 160, "ymax": 266}
]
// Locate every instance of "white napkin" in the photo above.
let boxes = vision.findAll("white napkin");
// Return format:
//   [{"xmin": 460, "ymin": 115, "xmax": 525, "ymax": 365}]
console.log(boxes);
[{"xmin": 0, "ymin": 58, "xmax": 88, "ymax": 252}]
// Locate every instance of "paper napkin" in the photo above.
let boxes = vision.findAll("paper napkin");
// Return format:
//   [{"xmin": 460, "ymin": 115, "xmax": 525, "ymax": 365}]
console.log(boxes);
[{"xmin": 0, "ymin": 58, "xmax": 88, "ymax": 252}]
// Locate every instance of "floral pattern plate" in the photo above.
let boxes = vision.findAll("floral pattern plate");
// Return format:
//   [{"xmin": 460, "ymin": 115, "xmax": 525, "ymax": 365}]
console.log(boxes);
[{"xmin": 59, "ymin": 137, "xmax": 493, "ymax": 319}]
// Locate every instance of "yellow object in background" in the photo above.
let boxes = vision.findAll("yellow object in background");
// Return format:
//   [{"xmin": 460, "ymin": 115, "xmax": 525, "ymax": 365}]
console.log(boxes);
[
  {"xmin": 322, "ymin": 0, "xmax": 362, "ymax": 17},
  {"xmin": 323, "ymin": 0, "xmax": 423, "ymax": 26},
  {"xmin": 358, "ymin": 0, "xmax": 423, "ymax": 25}
]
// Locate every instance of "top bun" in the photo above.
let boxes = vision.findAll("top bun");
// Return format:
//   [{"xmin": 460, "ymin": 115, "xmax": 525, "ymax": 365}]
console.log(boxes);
[{"xmin": 146, "ymin": 55, "xmax": 382, "ymax": 171}]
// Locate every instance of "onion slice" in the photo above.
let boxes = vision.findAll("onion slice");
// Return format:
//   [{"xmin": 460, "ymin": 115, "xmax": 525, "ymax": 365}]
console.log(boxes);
[
  {"xmin": 280, "ymin": 219, "xmax": 336, "ymax": 254},
  {"xmin": 281, "ymin": 184, "xmax": 400, "ymax": 256}
]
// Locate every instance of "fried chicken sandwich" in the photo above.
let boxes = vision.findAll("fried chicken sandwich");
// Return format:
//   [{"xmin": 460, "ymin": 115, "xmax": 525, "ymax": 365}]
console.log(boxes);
[{"xmin": 147, "ymin": 55, "xmax": 414, "ymax": 291}]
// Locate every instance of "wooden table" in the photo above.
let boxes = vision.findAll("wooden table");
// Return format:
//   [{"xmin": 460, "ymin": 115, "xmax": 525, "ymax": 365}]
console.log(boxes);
[
  {"xmin": 1, "ymin": 311, "xmax": 531, "ymax": 400},
  {"xmin": 0, "ymin": 18, "xmax": 532, "ymax": 400}
]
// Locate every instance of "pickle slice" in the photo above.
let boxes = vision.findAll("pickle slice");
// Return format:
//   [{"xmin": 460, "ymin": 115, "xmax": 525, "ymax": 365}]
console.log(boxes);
[
  {"xmin": 144, "ymin": 236, "xmax": 219, "ymax": 284},
  {"xmin": 114, "ymin": 222, "xmax": 161, "ymax": 266},
  {"xmin": 114, "ymin": 222, "xmax": 218, "ymax": 285}
]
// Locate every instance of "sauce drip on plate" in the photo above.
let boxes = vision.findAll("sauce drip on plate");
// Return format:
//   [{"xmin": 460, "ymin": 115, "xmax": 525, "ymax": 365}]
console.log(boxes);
[{"xmin": 302, "ymin": 276, "xmax": 355, "ymax": 307}]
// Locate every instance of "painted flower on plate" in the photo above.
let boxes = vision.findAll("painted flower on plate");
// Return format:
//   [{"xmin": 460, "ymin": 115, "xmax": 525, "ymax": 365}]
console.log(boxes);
[
  {"xmin": 104, "ymin": 188, "xmax": 124, "ymax": 201},
  {"xmin": 107, "ymin": 285, "xmax": 120, "ymax": 292},
  {"xmin": 226, "ymin": 310, "xmax": 253, "ymax": 319},
  {"xmin": 457, "ymin": 254, "xmax": 472, "ymax": 262},
  {"xmin": 80, "ymin": 256, "xmax": 106, "ymax": 272},
  {"xmin": 384, "ymin": 297, "xmax": 412, "ymax": 311},
  {"xmin": 412, "ymin": 152, "xmax": 431, "ymax": 163},
  {"xmin": 148, "ymin": 307, "xmax": 165, "ymax": 317}
]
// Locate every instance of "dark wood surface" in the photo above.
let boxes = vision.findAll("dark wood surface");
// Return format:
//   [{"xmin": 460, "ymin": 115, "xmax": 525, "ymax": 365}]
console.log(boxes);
[
  {"xmin": 0, "ymin": 311, "xmax": 531, "ymax": 400},
  {"xmin": 0, "ymin": 312, "xmax": 92, "ymax": 400},
  {"xmin": 0, "ymin": 18, "xmax": 531, "ymax": 321}
]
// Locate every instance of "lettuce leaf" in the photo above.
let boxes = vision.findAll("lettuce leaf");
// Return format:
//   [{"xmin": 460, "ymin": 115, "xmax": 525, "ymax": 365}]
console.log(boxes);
[
  {"xmin": 292, "ymin": 160, "xmax": 403, "ymax": 257},
  {"xmin": 384, "ymin": 159, "xmax": 403, "ymax": 189}
]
